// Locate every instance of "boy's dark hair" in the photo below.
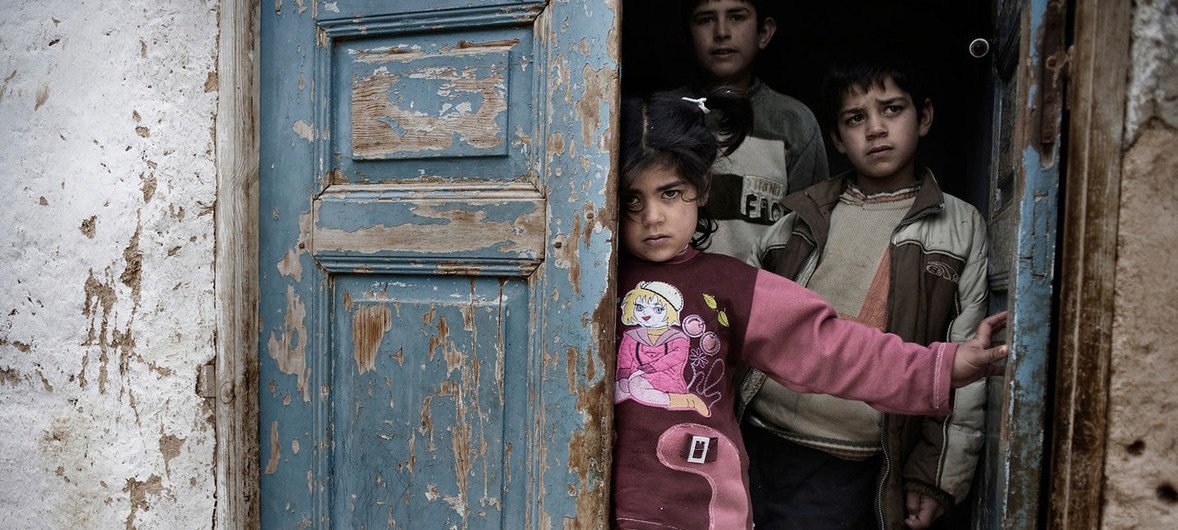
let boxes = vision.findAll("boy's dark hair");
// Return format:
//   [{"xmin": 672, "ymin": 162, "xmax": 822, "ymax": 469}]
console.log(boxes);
[
  {"xmin": 820, "ymin": 58, "xmax": 930, "ymax": 135},
  {"xmin": 620, "ymin": 87, "xmax": 753, "ymax": 249},
  {"xmin": 680, "ymin": 0, "xmax": 769, "ymax": 27}
]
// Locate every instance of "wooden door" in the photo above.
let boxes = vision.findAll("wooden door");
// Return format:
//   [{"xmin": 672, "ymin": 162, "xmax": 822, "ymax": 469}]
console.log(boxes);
[
  {"xmin": 258, "ymin": 1, "xmax": 619, "ymax": 527},
  {"xmin": 973, "ymin": 0, "xmax": 1066, "ymax": 527}
]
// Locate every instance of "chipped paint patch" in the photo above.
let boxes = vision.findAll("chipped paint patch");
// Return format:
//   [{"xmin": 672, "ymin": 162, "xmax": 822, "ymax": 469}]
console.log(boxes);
[
  {"xmin": 575, "ymin": 64, "xmax": 615, "ymax": 149},
  {"xmin": 314, "ymin": 201, "xmax": 544, "ymax": 257},
  {"xmin": 0, "ymin": 366, "xmax": 21, "ymax": 387},
  {"xmin": 292, "ymin": 120, "xmax": 314, "ymax": 142},
  {"xmin": 352, "ymin": 304, "xmax": 391, "ymax": 375},
  {"xmin": 0, "ymin": 70, "xmax": 16, "ymax": 103},
  {"xmin": 82, "ymin": 271, "xmax": 117, "ymax": 393},
  {"xmin": 351, "ymin": 63, "xmax": 508, "ymax": 157},
  {"xmin": 34, "ymin": 85, "xmax": 49, "ymax": 110},
  {"xmin": 123, "ymin": 474, "xmax": 168, "ymax": 529},
  {"xmin": 159, "ymin": 431, "xmax": 185, "ymax": 476},
  {"xmin": 264, "ymin": 421, "xmax": 281, "ymax": 474},
  {"xmin": 140, "ymin": 172, "xmax": 156, "ymax": 203},
  {"xmin": 80, "ymin": 216, "xmax": 97, "ymax": 238},
  {"xmin": 121, "ymin": 224, "xmax": 143, "ymax": 306},
  {"xmin": 277, "ymin": 247, "xmax": 303, "ymax": 282},
  {"xmin": 267, "ymin": 285, "xmax": 310, "ymax": 401},
  {"xmin": 551, "ymin": 216, "xmax": 583, "ymax": 296}
]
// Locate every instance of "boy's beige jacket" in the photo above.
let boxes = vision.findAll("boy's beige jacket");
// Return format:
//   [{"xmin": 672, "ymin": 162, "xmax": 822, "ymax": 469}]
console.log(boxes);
[{"xmin": 738, "ymin": 170, "xmax": 990, "ymax": 528}]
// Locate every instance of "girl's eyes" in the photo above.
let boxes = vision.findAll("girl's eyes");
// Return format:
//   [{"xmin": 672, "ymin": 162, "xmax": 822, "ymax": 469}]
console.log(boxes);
[
  {"xmin": 623, "ymin": 194, "xmax": 642, "ymax": 212},
  {"xmin": 623, "ymin": 188, "xmax": 687, "ymax": 210}
]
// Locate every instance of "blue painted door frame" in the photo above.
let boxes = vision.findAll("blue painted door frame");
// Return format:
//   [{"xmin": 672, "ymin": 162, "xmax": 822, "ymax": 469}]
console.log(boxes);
[
  {"xmin": 258, "ymin": 1, "xmax": 619, "ymax": 527},
  {"xmin": 975, "ymin": 0, "xmax": 1064, "ymax": 527}
]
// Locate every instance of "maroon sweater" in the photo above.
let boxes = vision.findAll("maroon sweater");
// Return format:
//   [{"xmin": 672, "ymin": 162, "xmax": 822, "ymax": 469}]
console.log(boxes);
[{"xmin": 612, "ymin": 248, "xmax": 956, "ymax": 529}]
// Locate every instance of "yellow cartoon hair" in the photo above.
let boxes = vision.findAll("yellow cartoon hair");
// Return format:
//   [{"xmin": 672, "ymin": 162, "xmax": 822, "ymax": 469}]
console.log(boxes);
[{"xmin": 620, "ymin": 288, "xmax": 680, "ymax": 327}]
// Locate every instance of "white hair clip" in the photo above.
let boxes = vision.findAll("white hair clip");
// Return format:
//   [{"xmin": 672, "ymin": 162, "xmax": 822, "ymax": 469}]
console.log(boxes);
[{"xmin": 681, "ymin": 96, "xmax": 709, "ymax": 114}]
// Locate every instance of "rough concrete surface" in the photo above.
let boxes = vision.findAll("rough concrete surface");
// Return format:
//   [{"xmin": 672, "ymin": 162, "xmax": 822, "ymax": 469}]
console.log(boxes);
[
  {"xmin": 1103, "ymin": 2, "xmax": 1178, "ymax": 527},
  {"xmin": 0, "ymin": 0, "xmax": 220, "ymax": 528},
  {"xmin": 1103, "ymin": 122, "xmax": 1178, "ymax": 528}
]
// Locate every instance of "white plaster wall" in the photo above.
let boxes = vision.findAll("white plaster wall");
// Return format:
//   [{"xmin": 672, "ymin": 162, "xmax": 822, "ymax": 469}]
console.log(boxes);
[
  {"xmin": 1103, "ymin": 0, "xmax": 1178, "ymax": 527},
  {"xmin": 0, "ymin": 0, "xmax": 220, "ymax": 528},
  {"xmin": 1123, "ymin": 0, "xmax": 1178, "ymax": 146}
]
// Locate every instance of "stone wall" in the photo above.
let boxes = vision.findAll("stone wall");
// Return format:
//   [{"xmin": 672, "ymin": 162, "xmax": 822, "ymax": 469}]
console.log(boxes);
[
  {"xmin": 1102, "ymin": 0, "xmax": 1178, "ymax": 527},
  {"xmin": 0, "ymin": 1, "xmax": 220, "ymax": 527}
]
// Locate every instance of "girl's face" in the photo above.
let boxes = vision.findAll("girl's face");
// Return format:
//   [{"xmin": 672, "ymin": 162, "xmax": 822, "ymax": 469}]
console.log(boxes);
[
  {"xmin": 621, "ymin": 164, "xmax": 702, "ymax": 263},
  {"xmin": 633, "ymin": 296, "xmax": 670, "ymax": 328}
]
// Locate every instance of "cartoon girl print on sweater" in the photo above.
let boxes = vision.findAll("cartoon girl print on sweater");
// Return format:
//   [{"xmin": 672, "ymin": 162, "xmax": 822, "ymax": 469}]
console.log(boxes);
[{"xmin": 616, "ymin": 281, "xmax": 724, "ymax": 417}]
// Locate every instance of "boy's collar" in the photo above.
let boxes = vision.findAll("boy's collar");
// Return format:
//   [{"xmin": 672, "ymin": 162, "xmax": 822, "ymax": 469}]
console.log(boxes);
[{"xmin": 845, "ymin": 172, "xmax": 923, "ymax": 201}]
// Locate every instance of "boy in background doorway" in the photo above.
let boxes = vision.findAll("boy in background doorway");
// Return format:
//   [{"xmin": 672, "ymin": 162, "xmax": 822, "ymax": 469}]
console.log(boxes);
[
  {"xmin": 664, "ymin": 0, "xmax": 829, "ymax": 262},
  {"xmin": 739, "ymin": 59, "xmax": 990, "ymax": 529}
]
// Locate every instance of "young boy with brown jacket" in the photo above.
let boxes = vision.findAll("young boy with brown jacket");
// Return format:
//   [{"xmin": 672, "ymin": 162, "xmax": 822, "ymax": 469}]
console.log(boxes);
[{"xmin": 740, "ymin": 59, "xmax": 990, "ymax": 529}]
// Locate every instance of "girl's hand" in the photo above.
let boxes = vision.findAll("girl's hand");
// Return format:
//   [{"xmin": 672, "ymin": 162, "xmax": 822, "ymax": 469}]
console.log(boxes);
[{"xmin": 950, "ymin": 311, "xmax": 1009, "ymax": 388}]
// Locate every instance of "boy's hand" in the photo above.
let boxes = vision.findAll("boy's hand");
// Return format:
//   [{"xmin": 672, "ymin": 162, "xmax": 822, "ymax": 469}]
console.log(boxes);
[
  {"xmin": 904, "ymin": 491, "xmax": 945, "ymax": 529},
  {"xmin": 951, "ymin": 311, "xmax": 1009, "ymax": 388}
]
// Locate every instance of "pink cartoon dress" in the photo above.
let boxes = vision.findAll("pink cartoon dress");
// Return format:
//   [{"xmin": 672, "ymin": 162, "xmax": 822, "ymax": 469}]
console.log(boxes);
[{"xmin": 615, "ymin": 281, "xmax": 714, "ymax": 418}]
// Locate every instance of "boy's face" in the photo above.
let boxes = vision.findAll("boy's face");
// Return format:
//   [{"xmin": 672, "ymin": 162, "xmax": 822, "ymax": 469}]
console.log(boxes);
[
  {"xmin": 831, "ymin": 75, "xmax": 933, "ymax": 191},
  {"xmin": 688, "ymin": 0, "xmax": 775, "ymax": 89},
  {"xmin": 621, "ymin": 164, "xmax": 702, "ymax": 263}
]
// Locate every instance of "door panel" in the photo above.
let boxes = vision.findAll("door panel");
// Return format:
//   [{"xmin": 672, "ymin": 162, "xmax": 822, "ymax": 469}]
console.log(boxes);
[
  {"xmin": 328, "ymin": 21, "xmax": 537, "ymax": 183},
  {"xmin": 331, "ymin": 276, "xmax": 529, "ymax": 528},
  {"xmin": 259, "ymin": 1, "xmax": 619, "ymax": 527}
]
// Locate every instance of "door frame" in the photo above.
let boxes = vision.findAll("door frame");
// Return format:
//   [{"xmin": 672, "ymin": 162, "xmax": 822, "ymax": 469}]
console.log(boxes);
[
  {"xmin": 212, "ymin": 0, "xmax": 260, "ymax": 527},
  {"xmin": 1047, "ymin": 0, "xmax": 1133, "ymax": 528},
  {"xmin": 210, "ymin": 0, "xmax": 1132, "ymax": 527}
]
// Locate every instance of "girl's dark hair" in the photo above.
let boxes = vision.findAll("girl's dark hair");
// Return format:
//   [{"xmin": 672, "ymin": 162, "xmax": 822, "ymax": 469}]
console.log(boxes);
[{"xmin": 619, "ymin": 87, "xmax": 753, "ymax": 249}]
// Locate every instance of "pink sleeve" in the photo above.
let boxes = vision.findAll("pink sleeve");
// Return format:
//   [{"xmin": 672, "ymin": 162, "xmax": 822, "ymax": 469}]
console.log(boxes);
[{"xmin": 742, "ymin": 270, "xmax": 956, "ymax": 415}]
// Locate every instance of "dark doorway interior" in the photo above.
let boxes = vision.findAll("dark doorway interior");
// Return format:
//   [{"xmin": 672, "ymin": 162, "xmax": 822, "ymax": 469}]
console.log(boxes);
[
  {"xmin": 621, "ymin": 0, "xmax": 993, "ymax": 211},
  {"xmin": 619, "ymin": 1, "xmax": 997, "ymax": 526}
]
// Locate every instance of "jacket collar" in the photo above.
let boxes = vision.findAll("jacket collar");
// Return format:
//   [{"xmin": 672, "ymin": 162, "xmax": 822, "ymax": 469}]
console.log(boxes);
[{"xmin": 782, "ymin": 168, "xmax": 946, "ymax": 249}]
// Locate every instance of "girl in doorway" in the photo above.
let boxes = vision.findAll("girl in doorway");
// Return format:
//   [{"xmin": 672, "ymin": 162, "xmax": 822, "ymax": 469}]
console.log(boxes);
[{"xmin": 610, "ymin": 89, "xmax": 1007, "ymax": 529}]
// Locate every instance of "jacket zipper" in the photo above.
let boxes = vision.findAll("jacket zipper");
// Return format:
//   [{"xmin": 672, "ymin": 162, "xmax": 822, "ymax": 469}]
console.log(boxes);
[
  {"xmin": 876, "ymin": 415, "xmax": 890, "ymax": 530},
  {"xmin": 795, "ymin": 246, "xmax": 821, "ymax": 284},
  {"xmin": 875, "ymin": 203, "xmax": 942, "ymax": 530}
]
